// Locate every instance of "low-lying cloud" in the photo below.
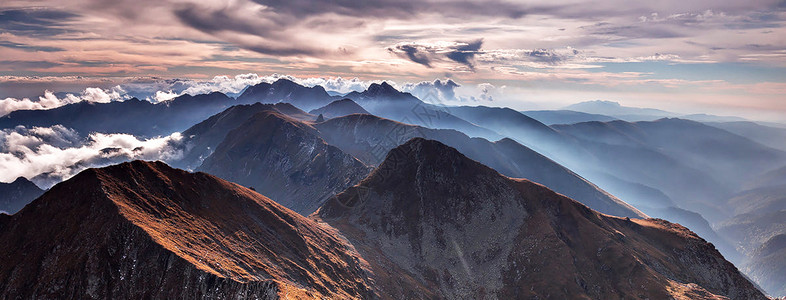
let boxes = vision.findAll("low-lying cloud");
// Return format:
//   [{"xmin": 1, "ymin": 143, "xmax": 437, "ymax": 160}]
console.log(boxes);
[
  {"xmin": 0, "ymin": 125, "xmax": 184, "ymax": 188},
  {"xmin": 0, "ymin": 87, "xmax": 128, "ymax": 116}
]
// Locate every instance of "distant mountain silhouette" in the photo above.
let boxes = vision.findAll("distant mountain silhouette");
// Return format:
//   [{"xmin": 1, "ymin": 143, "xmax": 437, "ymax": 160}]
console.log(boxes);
[
  {"xmin": 236, "ymin": 79, "xmax": 334, "ymax": 111},
  {"xmin": 0, "ymin": 177, "xmax": 43, "ymax": 214},
  {"xmin": 708, "ymin": 121, "xmax": 786, "ymax": 152},
  {"xmin": 0, "ymin": 92, "xmax": 234, "ymax": 137},
  {"xmin": 343, "ymin": 82, "xmax": 502, "ymax": 139},
  {"xmin": 308, "ymin": 98, "xmax": 370, "ymax": 119},
  {"xmin": 522, "ymin": 109, "xmax": 618, "ymax": 125},
  {"xmin": 317, "ymin": 138, "xmax": 766, "ymax": 299},
  {"xmin": 565, "ymin": 100, "xmax": 676, "ymax": 121}
]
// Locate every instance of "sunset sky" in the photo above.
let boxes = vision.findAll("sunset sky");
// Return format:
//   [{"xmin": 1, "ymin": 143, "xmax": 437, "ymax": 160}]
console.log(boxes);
[{"xmin": 1, "ymin": 0, "xmax": 785, "ymax": 121}]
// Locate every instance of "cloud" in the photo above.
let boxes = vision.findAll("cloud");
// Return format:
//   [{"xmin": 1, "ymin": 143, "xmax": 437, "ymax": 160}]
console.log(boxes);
[
  {"xmin": 0, "ymin": 8, "xmax": 80, "ymax": 37},
  {"xmin": 446, "ymin": 39, "xmax": 483, "ymax": 70},
  {"xmin": 401, "ymin": 78, "xmax": 500, "ymax": 103},
  {"xmin": 0, "ymin": 87, "xmax": 129, "ymax": 116},
  {"xmin": 403, "ymin": 79, "xmax": 460, "ymax": 102},
  {"xmin": 0, "ymin": 125, "xmax": 184, "ymax": 187},
  {"xmin": 388, "ymin": 40, "xmax": 484, "ymax": 70}
]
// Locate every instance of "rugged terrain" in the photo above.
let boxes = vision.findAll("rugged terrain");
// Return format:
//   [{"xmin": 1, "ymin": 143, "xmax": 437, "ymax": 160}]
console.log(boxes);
[
  {"xmin": 317, "ymin": 138, "xmax": 766, "ymax": 299},
  {"xmin": 0, "ymin": 161, "xmax": 374, "ymax": 299}
]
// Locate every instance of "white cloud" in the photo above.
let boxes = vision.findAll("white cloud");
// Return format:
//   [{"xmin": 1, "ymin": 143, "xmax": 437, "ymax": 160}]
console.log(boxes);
[
  {"xmin": 0, "ymin": 87, "xmax": 129, "ymax": 116},
  {"xmin": 0, "ymin": 125, "xmax": 184, "ymax": 188}
]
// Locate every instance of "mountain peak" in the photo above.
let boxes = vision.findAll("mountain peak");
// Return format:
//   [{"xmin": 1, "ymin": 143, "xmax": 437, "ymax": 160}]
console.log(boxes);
[
  {"xmin": 317, "ymin": 139, "xmax": 766, "ymax": 299},
  {"xmin": 1, "ymin": 160, "xmax": 374, "ymax": 298},
  {"xmin": 365, "ymin": 81, "xmax": 400, "ymax": 96}
]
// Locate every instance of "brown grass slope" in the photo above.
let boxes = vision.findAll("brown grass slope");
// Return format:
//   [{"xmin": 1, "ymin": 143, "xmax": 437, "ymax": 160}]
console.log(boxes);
[{"xmin": 0, "ymin": 160, "xmax": 374, "ymax": 299}]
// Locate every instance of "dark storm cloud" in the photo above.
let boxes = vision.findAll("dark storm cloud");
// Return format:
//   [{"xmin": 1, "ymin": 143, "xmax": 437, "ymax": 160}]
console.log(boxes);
[
  {"xmin": 446, "ymin": 39, "xmax": 483, "ymax": 70},
  {"xmin": 0, "ymin": 9, "xmax": 80, "ymax": 36},
  {"xmin": 389, "ymin": 40, "xmax": 483, "ymax": 70},
  {"xmin": 394, "ymin": 45, "xmax": 432, "ymax": 67}
]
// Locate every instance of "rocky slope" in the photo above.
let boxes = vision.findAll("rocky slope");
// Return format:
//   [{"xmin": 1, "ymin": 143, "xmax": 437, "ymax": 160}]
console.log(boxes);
[
  {"xmin": 197, "ymin": 110, "xmax": 371, "ymax": 215},
  {"xmin": 0, "ymin": 161, "xmax": 373, "ymax": 299},
  {"xmin": 317, "ymin": 138, "xmax": 766, "ymax": 299},
  {"xmin": 0, "ymin": 177, "xmax": 44, "ymax": 214}
]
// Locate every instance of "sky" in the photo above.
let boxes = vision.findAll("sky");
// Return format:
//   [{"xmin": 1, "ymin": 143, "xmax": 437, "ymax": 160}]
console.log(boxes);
[{"xmin": 1, "ymin": 0, "xmax": 785, "ymax": 121}]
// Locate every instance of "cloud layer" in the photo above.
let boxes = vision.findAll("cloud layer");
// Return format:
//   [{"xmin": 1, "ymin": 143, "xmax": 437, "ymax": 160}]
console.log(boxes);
[{"xmin": 0, "ymin": 125, "xmax": 183, "ymax": 188}]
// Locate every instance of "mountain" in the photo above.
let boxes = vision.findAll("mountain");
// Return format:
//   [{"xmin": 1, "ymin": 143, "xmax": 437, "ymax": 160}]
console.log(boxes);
[
  {"xmin": 314, "ymin": 113, "xmax": 645, "ymax": 218},
  {"xmin": 173, "ymin": 102, "xmax": 314, "ymax": 170},
  {"xmin": 0, "ymin": 160, "xmax": 373, "ymax": 299},
  {"xmin": 236, "ymin": 78, "xmax": 334, "ymax": 111},
  {"xmin": 522, "ymin": 109, "xmax": 618, "ymax": 125},
  {"xmin": 343, "ymin": 82, "xmax": 502, "ymax": 139},
  {"xmin": 316, "ymin": 138, "xmax": 766, "ymax": 299},
  {"xmin": 308, "ymin": 98, "xmax": 370, "ymax": 119},
  {"xmin": 175, "ymin": 104, "xmax": 642, "ymax": 218},
  {"xmin": 708, "ymin": 121, "xmax": 786, "ymax": 152},
  {"xmin": 745, "ymin": 234, "xmax": 786, "ymax": 297},
  {"xmin": 0, "ymin": 177, "xmax": 44, "ymax": 214},
  {"xmin": 682, "ymin": 114, "xmax": 748, "ymax": 123},
  {"xmin": 554, "ymin": 118, "xmax": 786, "ymax": 217},
  {"xmin": 0, "ymin": 92, "xmax": 234, "ymax": 137},
  {"xmin": 446, "ymin": 105, "xmax": 589, "ymax": 167},
  {"xmin": 196, "ymin": 110, "xmax": 371, "ymax": 215},
  {"xmin": 565, "ymin": 100, "xmax": 676, "ymax": 121}
]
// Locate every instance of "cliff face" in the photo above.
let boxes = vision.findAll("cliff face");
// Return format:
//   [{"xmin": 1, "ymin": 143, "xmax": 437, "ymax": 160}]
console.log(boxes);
[
  {"xmin": 0, "ymin": 161, "xmax": 373, "ymax": 299},
  {"xmin": 317, "ymin": 138, "xmax": 767, "ymax": 299}
]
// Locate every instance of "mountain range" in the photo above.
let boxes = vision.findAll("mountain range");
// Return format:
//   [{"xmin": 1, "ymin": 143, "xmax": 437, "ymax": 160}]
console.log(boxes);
[
  {"xmin": 0, "ymin": 140, "xmax": 767, "ymax": 299},
  {"xmin": 2, "ymin": 78, "xmax": 785, "ymax": 297}
]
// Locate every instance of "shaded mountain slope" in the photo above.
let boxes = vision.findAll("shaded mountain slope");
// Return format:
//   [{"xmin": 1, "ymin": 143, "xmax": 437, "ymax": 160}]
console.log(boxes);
[
  {"xmin": 707, "ymin": 121, "xmax": 786, "ymax": 152},
  {"xmin": 309, "ymin": 98, "xmax": 370, "ymax": 119},
  {"xmin": 174, "ymin": 102, "xmax": 314, "ymax": 169},
  {"xmin": 317, "ymin": 138, "xmax": 765, "ymax": 299},
  {"xmin": 0, "ymin": 161, "xmax": 373, "ymax": 299},
  {"xmin": 196, "ymin": 111, "xmax": 371, "ymax": 215},
  {"xmin": 314, "ymin": 113, "xmax": 644, "ymax": 218},
  {"xmin": 0, "ymin": 92, "xmax": 234, "ymax": 137},
  {"xmin": 0, "ymin": 177, "xmax": 44, "ymax": 214}
]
